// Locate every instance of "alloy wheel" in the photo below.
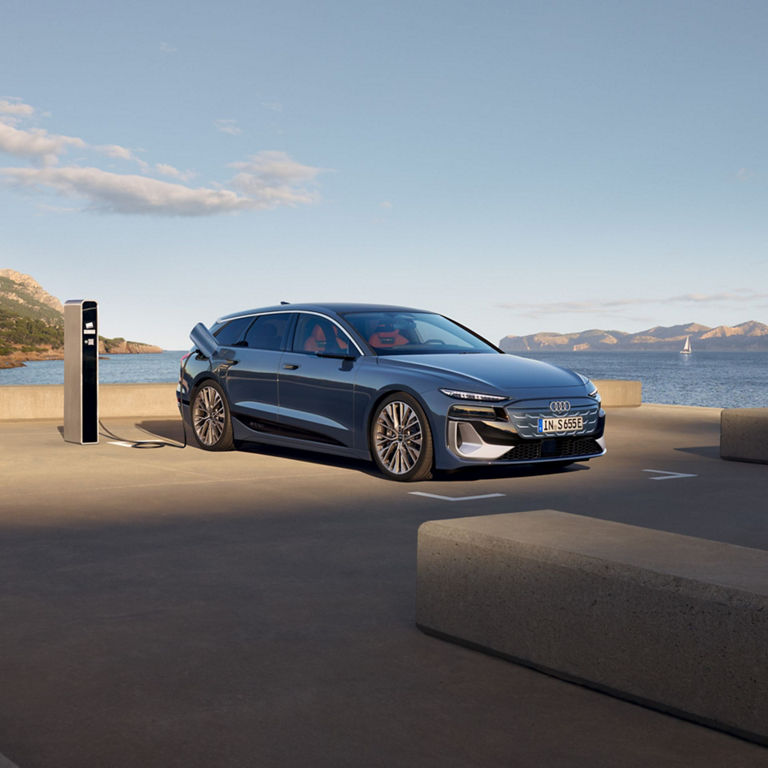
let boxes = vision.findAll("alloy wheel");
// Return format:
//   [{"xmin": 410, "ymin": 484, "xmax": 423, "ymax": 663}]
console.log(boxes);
[
  {"xmin": 193, "ymin": 385, "xmax": 227, "ymax": 447},
  {"xmin": 374, "ymin": 400, "xmax": 424, "ymax": 475}
]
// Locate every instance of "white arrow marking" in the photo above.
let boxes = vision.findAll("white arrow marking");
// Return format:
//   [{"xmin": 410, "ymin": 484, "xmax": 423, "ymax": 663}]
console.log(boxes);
[
  {"xmin": 108, "ymin": 441, "xmax": 134, "ymax": 448},
  {"xmin": 409, "ymin": 492, "xmax": 506, "ymax": 502},
  {"xmin": 643, "ymin": 469, "xmax": 698, "ymax": 480}
]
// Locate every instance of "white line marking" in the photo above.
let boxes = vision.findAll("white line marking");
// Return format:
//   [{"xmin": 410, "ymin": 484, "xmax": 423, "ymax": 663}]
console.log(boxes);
[
  {"xmin": 108, "ymin": 441, "xmax": 134, "ymax": 448},
  {"xmin": 643, "ymin": 469, "xmax": 698, "ymax": 480},
  {"xmin": 409, "ymin": 492, "xmax": 506, "ymax": 502}
]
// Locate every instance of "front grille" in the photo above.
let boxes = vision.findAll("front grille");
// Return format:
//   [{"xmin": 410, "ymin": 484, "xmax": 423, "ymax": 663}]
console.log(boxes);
[
  {"xmin": 499, "ymin": 437, "xmax": 603, "ymax": 462},
  {"xmin": 507, "ymin": 404, "xmax": 600, "ymax": 438}
]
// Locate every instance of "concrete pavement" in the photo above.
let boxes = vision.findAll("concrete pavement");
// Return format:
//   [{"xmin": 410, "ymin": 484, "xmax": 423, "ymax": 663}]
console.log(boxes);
[{"xmin": 1, "ymin": 405, "xmax": 767, "ymax": 767}]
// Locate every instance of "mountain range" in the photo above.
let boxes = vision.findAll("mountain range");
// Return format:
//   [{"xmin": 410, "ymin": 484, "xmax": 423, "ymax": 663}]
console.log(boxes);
[
  {"xmin": 3, "ymin": 268, "xmax": 767, "ymax": 364},
  {"xmin": 499, "ymin": 321, "xmax": 768, "ymax": 352},
  {"xmin": 0, "ymin": 269, "xmax": 162, "ymax": 369}
]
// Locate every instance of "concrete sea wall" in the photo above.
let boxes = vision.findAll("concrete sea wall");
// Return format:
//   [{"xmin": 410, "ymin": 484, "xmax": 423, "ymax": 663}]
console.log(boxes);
[
  {"xmin": 0, "ymin": 379, "xmax": 641, "ymax": 421},
  {"xmin": 0, "ymin": 383, "xmax": 179, "ymax": 421}
]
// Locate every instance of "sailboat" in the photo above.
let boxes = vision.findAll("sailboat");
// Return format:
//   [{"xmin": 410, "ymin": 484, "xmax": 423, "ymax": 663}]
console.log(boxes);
[{"xmin": 680, "ymin": 335, "xmax": 692, "ymax": 355}]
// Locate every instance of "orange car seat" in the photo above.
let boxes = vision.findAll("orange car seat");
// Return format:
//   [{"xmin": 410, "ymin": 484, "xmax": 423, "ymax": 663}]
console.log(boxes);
[
  {"xmin": 368, "ymin": 323, "xmax": 409, "ymax": 349},
  {"xmin": 303, "ymin": 322, "xmax": 350, "ymax": 353}
]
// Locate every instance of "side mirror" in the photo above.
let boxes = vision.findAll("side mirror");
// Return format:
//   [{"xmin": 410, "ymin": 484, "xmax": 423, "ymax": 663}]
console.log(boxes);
[{"xmin": 190, "ymin": 322, "xmax": 219, "ymax": 359}]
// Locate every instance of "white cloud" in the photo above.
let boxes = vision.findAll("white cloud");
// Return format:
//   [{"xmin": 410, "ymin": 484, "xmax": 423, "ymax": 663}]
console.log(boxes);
[
  {"xmin": 230, "ymin": 150, "xmax": 323, "ymax": 184},
  {"xmin": 499, "ymin": 291, "xmax": 768, "ymax": 318},
  {"xmin": 1, "ymin": 99, "xmax": 326, "ymax": 216},
  {"xmin": 95, "ymin": 144, "xmax": 138, "ymax": 161},
  {"xmin": 160, "ymin": 42, "xmax": 177, "ymax": 54},
  {"xmin": 228, "ymin": 151, "xmax": 324, "ymax": 207},
  {"xmin": 2, "ymin": 166, "xmax": 254, "ymax": 216},
  {"xmin": 0, "ymin": 121, "xmax": 85, "ymax": 165},
  {"xmin": 215, "ymin": 119, "xmax": 242, "ymax": 136},
  {"xmin": 0, "ymin": 99, "xmax": 35, "ymax": 117},
  {"xmin": 94, "ymin": 143, "xmax": 151, "ymax": 172},
  {"xmin": 154, "ymin": 163, "xmax": 195, "ymax": 182},
  {"xmin": 673, "ymin": 291, "xmax": 768, "ymax": 303},
  {"xmin": 1, "ymin": 164, "xmax": 320, "ymax": 216},
  {"xmin": 261, "ymin": 102, "xmax": 283, "ymax": 113}
]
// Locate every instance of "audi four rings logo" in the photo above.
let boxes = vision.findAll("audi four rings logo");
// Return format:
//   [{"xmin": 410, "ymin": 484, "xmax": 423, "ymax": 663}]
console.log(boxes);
[{"xmin": 549, "ymin": 400, "xmax": 571, "ymax": 414}]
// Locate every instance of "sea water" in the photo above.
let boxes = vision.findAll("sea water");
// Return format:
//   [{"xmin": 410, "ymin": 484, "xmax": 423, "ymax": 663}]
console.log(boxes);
[
  {"xmin": 516, "ymin": 350, "xmax": 766, "ymax": 409},
  {"xmin": 0, "ymin": 351, "xmax": 186, "ymax": 386},
  {"xmin": 1, "ymin": 349, "xmax": 765, "ymax": 409}
]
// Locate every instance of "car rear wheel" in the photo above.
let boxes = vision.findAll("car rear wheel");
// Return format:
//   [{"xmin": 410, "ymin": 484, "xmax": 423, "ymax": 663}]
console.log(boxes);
[
  {"xmin": 370, "ymin": 393, "xmax": 433, "ymax": 481},
  {"xmin": 191, "ymin": 381, "xmax": 234, "ymax": 451}
]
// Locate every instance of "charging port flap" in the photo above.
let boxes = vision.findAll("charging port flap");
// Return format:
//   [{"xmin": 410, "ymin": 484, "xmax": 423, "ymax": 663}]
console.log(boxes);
[{"xmin": 190, "ymin": 322, "xmax": 219, "ymax": 359}]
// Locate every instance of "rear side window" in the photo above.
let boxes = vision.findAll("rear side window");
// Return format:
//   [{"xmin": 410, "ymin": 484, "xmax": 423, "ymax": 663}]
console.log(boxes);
[
  {"xmin": 243, "ymin": 313, "xmax": 291, "ymax": 351},
  {"xmin": 214, "ymin": 316, "xmax": 253, "ymax": 346}
]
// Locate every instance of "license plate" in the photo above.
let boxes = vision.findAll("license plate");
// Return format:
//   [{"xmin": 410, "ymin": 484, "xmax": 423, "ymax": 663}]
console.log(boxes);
[{"xmin": 538, "ymin": 416, "xmax": 583, "ymax": 434}]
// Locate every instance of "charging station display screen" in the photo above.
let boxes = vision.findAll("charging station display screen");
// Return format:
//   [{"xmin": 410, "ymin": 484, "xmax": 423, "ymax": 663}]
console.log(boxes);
[{"xmin": 81, "ymin": 301, "xmax": 98, "ymax": 443}]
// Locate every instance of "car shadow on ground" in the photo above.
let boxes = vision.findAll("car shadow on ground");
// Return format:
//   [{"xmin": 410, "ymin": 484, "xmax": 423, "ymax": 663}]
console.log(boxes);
[
  {"xmin": 675, "ymin": 446, "xmax": 721, "ymax": 460},
  {"xmin": 135, "ymin": 418, "xmax": 594, "ymax": 483},
  {"xmin": 439, "ymin": 461, "xmax": 591, "ymax": 482},
  {"xmin": 133, "ymin": 418, "xmax": 186, "ymax": 443}
]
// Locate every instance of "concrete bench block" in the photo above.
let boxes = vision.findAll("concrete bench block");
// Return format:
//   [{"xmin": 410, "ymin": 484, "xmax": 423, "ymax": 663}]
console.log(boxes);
[
  {"xmin": 416, "ymin": 510, "xmax": 768, "ymax": 745},
  {"xmin": 720, "ymin": 408, "xmax": 768, "ymax": 464}
]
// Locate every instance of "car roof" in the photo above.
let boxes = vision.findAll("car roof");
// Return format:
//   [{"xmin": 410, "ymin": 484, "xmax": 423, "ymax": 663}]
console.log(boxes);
[{"xmin": 216, "ymin": 303, "xmax": 430, "ymax": 323}]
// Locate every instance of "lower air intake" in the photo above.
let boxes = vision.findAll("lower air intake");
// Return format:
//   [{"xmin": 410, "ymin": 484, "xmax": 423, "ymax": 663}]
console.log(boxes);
[{"xmin": 500, "ymin": 437, "xmax": 603, "ymax": 462}]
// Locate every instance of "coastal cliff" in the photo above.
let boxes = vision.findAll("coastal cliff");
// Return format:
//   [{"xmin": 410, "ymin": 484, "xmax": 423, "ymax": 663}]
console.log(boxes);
[
  {"xmin": 99, "ymin": 337, "xmax": 163, "ymax": 355},
  {"xmin": 500, "ymin": 321, "xmax": 768, "ymax": 352},
  {"xmin": 0, "ymin": 269, "xmax": 162, "ymax": 369}
]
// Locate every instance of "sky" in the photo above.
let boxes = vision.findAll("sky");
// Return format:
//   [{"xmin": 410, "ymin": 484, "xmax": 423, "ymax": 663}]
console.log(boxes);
[{"xmin": 1, "ymin": 0, "xmax": 767, "ymax": 349}]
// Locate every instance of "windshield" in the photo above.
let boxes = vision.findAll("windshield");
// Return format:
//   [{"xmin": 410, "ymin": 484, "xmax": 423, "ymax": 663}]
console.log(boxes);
[{"xmin": 342, "ymin": 311, "xmax": 498, "ymax": 355}]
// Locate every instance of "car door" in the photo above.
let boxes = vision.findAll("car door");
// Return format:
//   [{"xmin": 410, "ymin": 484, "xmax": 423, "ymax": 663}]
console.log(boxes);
[
  {"xmin": 277, "ymin": 313, "xmax": 360, "ymax": 448},
  {"xmin": 222, "ymin": 312, "xmax": 293, "ymax": 426}
]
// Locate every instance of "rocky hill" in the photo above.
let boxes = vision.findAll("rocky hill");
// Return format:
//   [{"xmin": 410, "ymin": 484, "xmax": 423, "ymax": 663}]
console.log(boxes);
[
  {"xmin": 0, "ymin": 269, "xmax": 64, "ymax": 324},
  {"xmin": 499, "ymin": 321, "xmax": 768, "ymax": 352},
  {"xmin": 0, "ymin": 269, "xmax": 162, "ymax": 368}
]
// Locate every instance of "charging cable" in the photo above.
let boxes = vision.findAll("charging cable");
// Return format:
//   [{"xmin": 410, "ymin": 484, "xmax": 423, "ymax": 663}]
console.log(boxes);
[{"xmin": 98, "ymin": 418, "xmax": 187, "ymax": 449}]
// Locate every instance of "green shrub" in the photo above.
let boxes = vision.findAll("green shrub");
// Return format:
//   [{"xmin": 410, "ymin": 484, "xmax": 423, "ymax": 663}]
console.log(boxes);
[{"xmin": 0, "ymin": 309, "xmax": 64, "ymax": 353}]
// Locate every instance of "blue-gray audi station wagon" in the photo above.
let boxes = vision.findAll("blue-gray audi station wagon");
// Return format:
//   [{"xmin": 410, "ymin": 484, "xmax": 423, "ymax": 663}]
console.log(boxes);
[{"xmin": 178, "ymin": 304, "xmax": 606, "ymax": 481}]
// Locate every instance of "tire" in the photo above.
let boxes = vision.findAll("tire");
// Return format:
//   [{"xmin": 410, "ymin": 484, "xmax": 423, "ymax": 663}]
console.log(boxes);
[
  {"xmin": 370, "ymin": 392, "xmax": 433, "ymax": 481},
  {"xmin": 191, "ymin": 381, "xmax": 234, "ymax": 451}
]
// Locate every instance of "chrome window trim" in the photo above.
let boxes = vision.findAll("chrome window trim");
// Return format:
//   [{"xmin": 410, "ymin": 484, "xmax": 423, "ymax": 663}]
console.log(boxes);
[{"xmin": 215, "ymin": 310, "xmax": 366, "ymax": 356}]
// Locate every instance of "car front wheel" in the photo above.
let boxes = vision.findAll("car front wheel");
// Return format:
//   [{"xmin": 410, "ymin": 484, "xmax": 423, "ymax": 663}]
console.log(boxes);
[
  {"xmin": 370, "ymin": 393, "xmax": 433, "ymax": 481},
  {"xmin": 191, "ymin": 381, "xmax": 234, "ymax": 451}
]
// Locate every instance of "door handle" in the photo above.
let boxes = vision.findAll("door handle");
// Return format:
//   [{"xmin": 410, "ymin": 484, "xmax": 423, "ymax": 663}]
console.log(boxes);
[{"xmin": 283, "ymin": 363, "xmax": 300, "ymax": 370}]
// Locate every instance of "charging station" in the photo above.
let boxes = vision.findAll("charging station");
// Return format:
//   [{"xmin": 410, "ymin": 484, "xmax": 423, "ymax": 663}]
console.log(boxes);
[{"xmin": 64, "ymin": 299, "xmax": 99, "ymax": 444}]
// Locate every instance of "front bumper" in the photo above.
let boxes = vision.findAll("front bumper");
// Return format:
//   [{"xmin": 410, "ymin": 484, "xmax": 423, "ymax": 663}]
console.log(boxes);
[{"xmin": 445, "ymin": 399, "xmax": 606, "ymax": 465}]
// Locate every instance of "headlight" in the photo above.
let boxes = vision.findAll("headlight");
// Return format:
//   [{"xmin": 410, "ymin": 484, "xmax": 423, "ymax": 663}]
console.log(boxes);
[
  {"xmin": 440, "ymin": 388, "xmax": 507, "ymax": 402},
  {"xmin": 449, "ymin": 404, "xmax": 500, "ymax": 418}
]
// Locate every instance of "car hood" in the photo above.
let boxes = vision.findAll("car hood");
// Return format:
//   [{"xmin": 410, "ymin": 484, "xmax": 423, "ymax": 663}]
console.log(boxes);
[{"xmin": 379, "ymin": 352, "xmax": 587, "ymax": 396}]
